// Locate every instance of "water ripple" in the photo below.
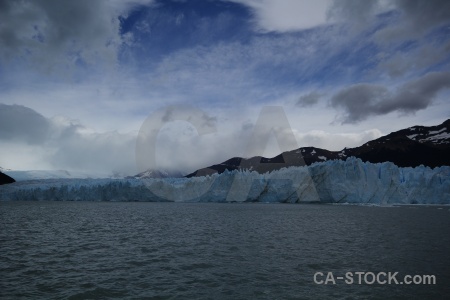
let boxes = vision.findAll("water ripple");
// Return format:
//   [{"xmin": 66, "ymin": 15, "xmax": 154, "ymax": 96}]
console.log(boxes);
[{"xmin": 1, "ymin": 202, "xmax": 449, "ymax": 299}]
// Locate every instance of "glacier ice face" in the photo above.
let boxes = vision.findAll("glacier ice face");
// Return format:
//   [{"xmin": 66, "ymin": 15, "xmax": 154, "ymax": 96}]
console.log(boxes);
[
  {"xmin": 0, "ymin": 157, "xmax": 449, "ymax": 204},
  {"xmin": 3, "ymin": 170, "xmax": 110, "ymax": 181}
]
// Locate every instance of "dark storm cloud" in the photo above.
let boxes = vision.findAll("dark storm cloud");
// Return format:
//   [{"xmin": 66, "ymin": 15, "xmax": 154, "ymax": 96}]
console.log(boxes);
[
  {"xmin": 0, "ymin": 0, "xmax": 131, "ymax": 68},
  {"xmin": 379, "ymin": 0, "xmax": 450, "ymax": 41},
  {"xmin": 328, "ymin": 0, "xmax": 450, "ymax": 41},
  {"xmin": 396, "ymin": 0, "xmax": 450, "ymax": 27},
  {"xmin": 296, "ymin": 92, "xmax": 322, "ymax": 107},
  {"xmin": 330, "ymin": 84, "xmax": 388, "ymax": 123},
  {"xmin": 0, "ymin": 103, "xmax": 50, "ymax": 144},
  {"xmin": 330, "ymin": 72, "xmax": 450, "ymax": 123}
]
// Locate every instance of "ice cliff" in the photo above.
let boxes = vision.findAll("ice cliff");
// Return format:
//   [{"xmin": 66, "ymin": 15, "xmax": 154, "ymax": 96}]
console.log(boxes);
[{"xmin": 0, "ymin": 158, "xmax": 448, "ymax": 204}]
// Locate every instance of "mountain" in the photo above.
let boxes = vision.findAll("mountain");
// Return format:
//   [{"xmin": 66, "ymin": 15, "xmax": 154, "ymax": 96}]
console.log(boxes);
[
  {"xmin": 129, "ymin": 169, "xmax": 184, "ymax": 179},
  {"xmin": 187, "ymin": 119, "xmax": 450, "ymax": 177},
  {"xmin": 0, "ymin": 171, "xmax": 15, "ymax": 185}
]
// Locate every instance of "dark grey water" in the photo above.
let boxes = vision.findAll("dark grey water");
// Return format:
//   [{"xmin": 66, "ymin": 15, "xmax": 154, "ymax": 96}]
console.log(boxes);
[{"xmin": 1, "ymin": 202, "xmax": 449, "ymax": 299}]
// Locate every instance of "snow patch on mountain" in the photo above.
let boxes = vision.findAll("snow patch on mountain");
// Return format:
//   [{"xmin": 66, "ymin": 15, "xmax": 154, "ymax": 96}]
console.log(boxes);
[
  {"xmin": 420, "ymin": 132, "xmax": 450, "ymax": 143},
  {"xmin": 403, "ymin": 122, "xmax": 449, "ymax": 145},
  {"xmin": 428, "ymin": 127, "xmax": 446, "ymax": 135}
]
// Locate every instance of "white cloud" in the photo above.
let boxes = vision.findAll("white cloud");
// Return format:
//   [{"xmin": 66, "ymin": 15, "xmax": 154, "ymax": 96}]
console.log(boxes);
[
  {"xmin": 142, "ymin": 26, "xmax": 348, "ymax": 110},
  {"xmin": 326, "ymin": 0, "xmax": 387, "ymax": 27},
  {"xmin": 0, "ymin": 104, "xmax": 136, "ymax": 174},
  {"xmin": 231, "ymin": 0, "xmax": 332, "ymax": 32},
  {"xmin": 0, "ymin": 141, "xmax": 54, "ymax": 170},
  {"xmin": 0, "ymin": 102, "xmax": 384, "ymax": 175},
  {"xmin": 3, "ymin": 101, "xmax": 448, "ymax": 175}
]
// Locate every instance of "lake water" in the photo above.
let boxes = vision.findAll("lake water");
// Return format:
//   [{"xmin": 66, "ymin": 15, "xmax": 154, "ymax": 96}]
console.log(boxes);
[{"xmin": 1, "ymin": 202, "xmax": 449, "ymax": 299}]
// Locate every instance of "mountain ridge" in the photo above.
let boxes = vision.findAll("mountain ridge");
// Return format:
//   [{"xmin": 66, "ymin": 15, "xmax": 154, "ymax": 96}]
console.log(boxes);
[
  {"xmin": 0, "ymin": 171, "xmax": 15, "ymax": 185},
  {"xmin": 186, "ymin": 119, "xmax": 450, "ymax": 177}
]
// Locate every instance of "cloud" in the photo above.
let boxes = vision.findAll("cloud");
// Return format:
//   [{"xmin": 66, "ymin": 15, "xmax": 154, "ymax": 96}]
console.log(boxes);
[
  {"xmin": 296, "ymin": 91, "xmax": 322, "ymax": 107},
  {"xmin": 377, "ymin": 41, "xmax": 450, "ymax": 78},
  {"xmin": 0, "ymin": 103, "xmax": 230, "ymax": 175},
  {"xmin": 141, "ymin": 24, "xmax": 351, "ymax": 110},
  {"xmin": 0, "ymin": 103, "xmax": 136, "ymax": 174},
  {"xmin": 327, "ymin": 0, "xmax": 450, "ymax": 41},
  {"xmin": 330, "ymin": 84, "xmax": 389, "ymax": 123},
  {"xmin": 225, "ymin": 0, "xmax": 449, "ymax": 83},
  {"xmin": 327, "ymin": 0, "xmax": 383, "ymax": 26},
  {"xmin": 375, "ymin": 0, "xmax": 450, "ymax": 42},
  {"xmin": 0, "ymin": 0, "xmax": 153, "ymax": 72},
  {"xmin": 231, "ymin": 0, "xmax": 332, "ymax": 32},
  {"xmin": 1, "ymin": 1, "xmax": 448, "ymax": 175},
  {"xmin": 0, "ymin": 103, "xmax": 386, "ymax": 175},
  {"xmin": 148, "ymin": 115, "xmax": 384, "ymax": 172},
  {"xmin": 330, "ymin": 72, "xmax": 450, "ymax": 123},
  {"xmin": 49, "ymin": 126, "xmax": 136, "ymax": 175},
  {"xmin": 295, "ymin": 129, "xmax": 383, "ymax": 151},
  {"xmin": 0, "ymin": 103, "xmax": 50, "ymax": 144}
]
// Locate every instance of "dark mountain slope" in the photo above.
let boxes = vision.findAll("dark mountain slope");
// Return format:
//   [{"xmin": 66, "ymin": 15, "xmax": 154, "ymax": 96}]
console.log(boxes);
[
  {"xmin": 0, "ymin": 172, "xmax": 15, "ymax": 185},
  {"xmin": 187, "ymin": 119, "xmax": 450, "ymax": 177}
]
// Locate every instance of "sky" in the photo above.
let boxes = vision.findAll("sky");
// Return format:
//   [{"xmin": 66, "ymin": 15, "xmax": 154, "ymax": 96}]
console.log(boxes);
[{"xmin": 0, "ymin": 0, "xmax": 449, "ymax": 176}]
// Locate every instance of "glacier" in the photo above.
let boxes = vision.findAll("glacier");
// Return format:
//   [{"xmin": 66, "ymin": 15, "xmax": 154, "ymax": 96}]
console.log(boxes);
[
  {"xmin": 0, "ymin": 157, "xmax": 449, "ymax": 204},
  {"xmin": 3, "ymin": 170, "xmax": 111, "ymax": 181}
]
